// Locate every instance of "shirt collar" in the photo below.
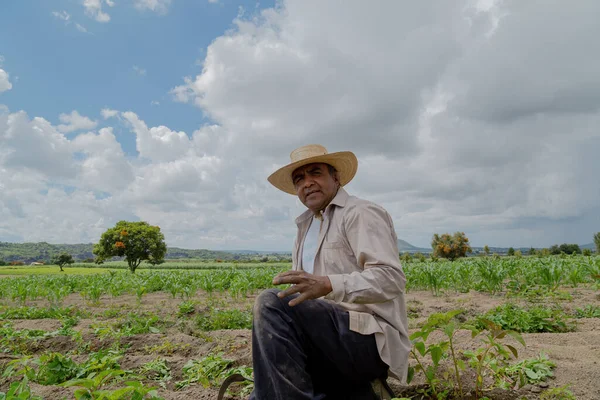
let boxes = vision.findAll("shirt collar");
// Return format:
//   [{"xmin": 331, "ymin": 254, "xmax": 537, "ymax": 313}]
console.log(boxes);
[{"xmin": 295, "ymin": 187, "xmax": 349, "ymax": 225}]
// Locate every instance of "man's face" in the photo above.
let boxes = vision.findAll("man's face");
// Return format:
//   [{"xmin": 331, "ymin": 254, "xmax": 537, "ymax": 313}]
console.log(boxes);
[{"xmin": 292, "ymin": 163, "xmax": 340, "ymax": 213}]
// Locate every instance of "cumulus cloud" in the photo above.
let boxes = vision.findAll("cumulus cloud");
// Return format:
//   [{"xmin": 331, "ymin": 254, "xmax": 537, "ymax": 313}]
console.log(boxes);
[
  {"xmin": 133, "ymin": 0, "xmax": 172, "ymax": 14},
  {"xmin": 101, "ymin": 108, "xmax": 119, "ymax": 119},
  {"xmin": 83, "ymin": 0, "xmax": 113, "ymax": 23},
  {"xmin": 57, "ymin": 110, "xmax": 98, "ymax": 133},
  {"xmin": 0, "ymin": 69, "xmax": 11, "ymax": 93},
  {"xmin": 72, "ymin": 127, "xmax": 134, "ymax": 192},
  {"xmin": 0, "ymin": 111, "xmax": 74, "ymax": 178},
  {"xmin": 122, "ymin": 111, "xmax": 190, "ymax": 162}
]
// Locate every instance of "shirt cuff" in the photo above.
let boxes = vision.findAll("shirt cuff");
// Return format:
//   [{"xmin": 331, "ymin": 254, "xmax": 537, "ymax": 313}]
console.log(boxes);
[{"xmin": 324, "ymin": 274, "xmax": 345, "ymax": 303}]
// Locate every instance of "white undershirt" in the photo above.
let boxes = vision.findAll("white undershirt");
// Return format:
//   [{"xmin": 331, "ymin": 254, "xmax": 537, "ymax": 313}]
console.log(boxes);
[{"xmin": 301, "ymin": 216, "xmax": 321, "ymax": 275}]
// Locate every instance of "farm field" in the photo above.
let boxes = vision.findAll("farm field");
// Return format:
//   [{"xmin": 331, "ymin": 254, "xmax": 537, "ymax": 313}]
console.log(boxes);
[{"xmin": 0, "ymin": 256, "xmax": 599, "ymax": 399}]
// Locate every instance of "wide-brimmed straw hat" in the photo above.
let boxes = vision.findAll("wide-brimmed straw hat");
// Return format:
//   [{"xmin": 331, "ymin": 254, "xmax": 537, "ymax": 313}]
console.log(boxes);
[{"xmin": 267, "ymin": 144, "xmax": 358, "ymax": 195}]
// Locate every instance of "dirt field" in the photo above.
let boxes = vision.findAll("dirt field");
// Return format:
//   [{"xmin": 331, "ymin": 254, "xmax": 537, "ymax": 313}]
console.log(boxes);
[{"xmin": 1, "ymin": 287, "xmax": 599, "ymax": 400}]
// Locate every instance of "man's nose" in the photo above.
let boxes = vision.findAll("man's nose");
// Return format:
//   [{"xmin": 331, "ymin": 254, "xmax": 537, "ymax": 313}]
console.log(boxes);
[{"xmin": 303, "ymin": 176, "xmax": 315, "ymax": 188}]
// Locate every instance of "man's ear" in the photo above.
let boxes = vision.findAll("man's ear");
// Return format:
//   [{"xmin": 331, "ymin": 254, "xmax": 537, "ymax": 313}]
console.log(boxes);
[{"xmin": 334, "ymin": 170, "xmax": 341, "ymax": 185}]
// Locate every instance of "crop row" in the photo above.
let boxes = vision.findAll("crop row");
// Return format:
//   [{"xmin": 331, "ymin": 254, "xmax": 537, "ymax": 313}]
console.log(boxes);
[
  {"xmin": 0, "ymin": 268, "xmax": 284, "ymax": 305},
  {"xmin": 404, "ymin": 256, "xmax": 600, "ymax": 295},
  {"xmin": 0, "ymin": 256, "xmax": 598, "ymax": 305}
]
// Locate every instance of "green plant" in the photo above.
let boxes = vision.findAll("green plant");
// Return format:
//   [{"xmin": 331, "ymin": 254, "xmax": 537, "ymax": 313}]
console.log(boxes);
[
  {"xmin": 143, "ymin": 340, "xmax": 190, "ymax": 356},
  {"xmin": 139, "ymin": 358, "xmax": 171, "ymax": 385},
  {"xmin": 177, "ymin": 300, "xmax": 196, "ymax": 317},
  {"xmin": 62, "ymin": 369, "xmax": 126, "ymax": 399},
  {"xmin": 503, "ymin": 352, "xmax": 556, "ymax": 388},
  {"xmin": 574, "ymin": 304, "xmax": 600, "ymax": 318},
  {"xmin": 0, "ymin": 376, "xmax": 42, "ymax": 400},
  {"xmin": 408, "ymin": 310, "xmax": 462, "ymax": 398},
  {"xmin": 36, "ymin": 352, "xmax": 80, "ymax": 385},
  {"xmin": 176, "ymin": 354, "xmax": 233, "ymax": 389},
  {"xmin": 196, "ymin": 309, "xmax": 252, "ymax": 331},
  {"xmin": 476, "ymin": 303, "xmax": 576, "ymax": 333},
  {"xmin": 175, "ymin": 354, "xmax": 253, "ymax": 393},
  {"xmin": 79, "ymin": 349, "xmax": 123, "ymax": 377},
  {"xmin": 540, "ymin": 385, "xmax": 577, "ymax": 400},
  {"xmin": 465, "ymin": 319, "xmax": 525, "ymax": 397},
  {"xmin": 475, "ymin": 259, "xmax": 505, "ymax": 294}
]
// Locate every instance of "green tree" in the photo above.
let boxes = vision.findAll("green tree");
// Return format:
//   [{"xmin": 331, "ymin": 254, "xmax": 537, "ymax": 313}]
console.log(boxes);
[
  {"xmin": 514, "ymin": 250, "xmax": 522, "ymax": 258},
  {"xmin": 414, "ymin": 252, "xmax": 426, "ymax": 262},
  {"xmin": 93, "ymin": 221, "xmax": 167, "ymax": 273},
  {"xmin": 594, "ymin": 232, "xmax": 600, "ymax": 254},
  {"xmin": 431, "ymin": 232, "xmax": 472, "ymax": 261},
  {"xmin": 400, "ymin": 252, "xmax": 412, "ymax": 264},
  {"xmin": 507, "ymin": 247, "xmax": 515, "ymax": 256},
  {"xmin": 483, "ymin": 245, "xmax": 490, "ymax": 256},
  {"xmin": 51, "ymin": 253, "xmax": 74, "ymax": 272},
  {"xmin": 528, "ymin": 247, "xmax": 536, "ymax": 256},
  {"xmin": 583, "ymin": 248, "xmax": 592, "ymax": 256}
]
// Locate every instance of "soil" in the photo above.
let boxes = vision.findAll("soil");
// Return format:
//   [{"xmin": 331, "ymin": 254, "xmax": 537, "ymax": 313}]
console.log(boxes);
[{"xmin": 1, "ymin": 288, "xmax": 598, "ymax": 399}]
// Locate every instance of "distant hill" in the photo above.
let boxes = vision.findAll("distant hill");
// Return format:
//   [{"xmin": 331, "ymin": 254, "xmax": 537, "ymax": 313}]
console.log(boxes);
[
  {"xmin": 581, "ymin": 243, "xmax": 595, "ymax": 250},
  {"xmin": 0, "ymin": 242, "xmax": 290, "ymax": 264},
  {"xmin": 398, "ymin": 239, "xmax": 430, "ymax": 253}
]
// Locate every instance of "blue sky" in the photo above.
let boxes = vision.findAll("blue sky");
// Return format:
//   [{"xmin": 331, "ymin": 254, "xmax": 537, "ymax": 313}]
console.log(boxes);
[
  {"xmin": 1, "ymin": 1, "xmax": 599, "ymax": 250},
  {"xmin": 1, "ymin": 0, "xmax": 274, "ymax": 155}
]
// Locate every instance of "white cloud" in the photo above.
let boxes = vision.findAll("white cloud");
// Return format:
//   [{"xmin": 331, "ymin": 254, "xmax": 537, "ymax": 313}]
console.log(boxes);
[
  {"xmin": 52, "ymin": 11, "xmax": 71, "ymax": 21},
  {"xmin": 57, "ymin": 111, "xmax": 98, "ymax": 133},
  {"xmin": 0, "ymin": 111, "xmax": 74, "ymax": 178},
  {"xmin": 133, "ymin": 0, "xmax": 172, "ymax": 14},
  {"xmin": 122, "ymin": 111, "xmax": 190, "ymax": 162},
  {"xmin": 83, "ymin": 0, "xmax": 113, "ymax": 23},
  {"xmin": 0, "ymin": 69, "xmax": 12, "ymax": 93},
  {"xmin": 101, "ymin": 108, "xmax": 119, "ymax": 119},
  {"xmin": 132, "ymin": 65, "xmax": 147, "ymax": 76},
  {"xmin": 72, "ymin": 127, "xmax": 134, "ymax": 192},
  {"xmin": 75, "ymin": 23, "xmax": 89, "ymax": 33},
  {"xmin": 151, "ymin": 101, "xmax": 160, "ymax": 106}
]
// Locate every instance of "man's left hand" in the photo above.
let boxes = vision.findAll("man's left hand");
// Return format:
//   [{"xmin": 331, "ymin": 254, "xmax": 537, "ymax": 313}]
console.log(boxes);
[{"xmin": 272, "ymin": 271, "xmax": 333, "ymax": 307}]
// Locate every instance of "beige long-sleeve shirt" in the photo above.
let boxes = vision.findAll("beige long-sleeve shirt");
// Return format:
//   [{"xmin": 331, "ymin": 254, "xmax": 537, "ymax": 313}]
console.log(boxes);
[{"xmin": 292, "ymin": 187, "xmax": 411, "ymax": 382}]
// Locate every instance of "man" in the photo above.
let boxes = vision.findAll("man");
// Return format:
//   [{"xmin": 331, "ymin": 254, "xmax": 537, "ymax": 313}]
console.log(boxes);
[{"xmin": 232, "ymin": 144, "xmax": 410, "ymax": 400}]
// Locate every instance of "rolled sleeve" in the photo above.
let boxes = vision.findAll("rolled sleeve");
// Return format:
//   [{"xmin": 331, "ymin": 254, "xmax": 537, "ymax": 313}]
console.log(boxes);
[{"xmin": 324, "ymin": 274, "xmax": 346, "ymax": 303}]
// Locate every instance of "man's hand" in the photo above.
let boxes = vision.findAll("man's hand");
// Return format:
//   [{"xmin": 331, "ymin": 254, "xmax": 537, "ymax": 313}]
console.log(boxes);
[{"xmin": 272, "ymin": 271, "xmax": 333, "ymax": 307}]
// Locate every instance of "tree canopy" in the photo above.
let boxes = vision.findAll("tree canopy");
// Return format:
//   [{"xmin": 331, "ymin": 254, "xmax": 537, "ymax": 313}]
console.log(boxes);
[
  {"xmin": 93, "ymin": 221, "xmax": 167, "ymax": 273},
  {"xmin": 595, "ymin": 232, "xmax": 600, "ymax": 254},
  {"xmin": 549, "ymin": 243, "xmax": 581, "ymax": 255},
  {"xmin": 431, "ymin": 232, "xmax": 472, "ymax": 261},
  {"xmin": 51, "ymin": 253, "xmax": 74, "ymax": 272}
]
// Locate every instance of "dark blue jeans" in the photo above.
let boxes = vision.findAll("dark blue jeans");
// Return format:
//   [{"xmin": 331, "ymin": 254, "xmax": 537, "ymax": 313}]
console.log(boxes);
[{"xmin": 249, "ymin": 289, "xmax": 389, "ymax": 400}]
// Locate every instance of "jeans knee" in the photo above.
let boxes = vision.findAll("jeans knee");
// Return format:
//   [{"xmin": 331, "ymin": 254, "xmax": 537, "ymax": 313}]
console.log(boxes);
[{"xmin": 253, "ymin": 288, "xmax": 282, "ymax": 315}]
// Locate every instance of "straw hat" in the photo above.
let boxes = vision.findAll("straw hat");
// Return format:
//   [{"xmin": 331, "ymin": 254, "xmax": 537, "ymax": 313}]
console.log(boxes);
[{"xmin": 267, "ymin": 144, "xmax": 358, "ymax": 195}]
